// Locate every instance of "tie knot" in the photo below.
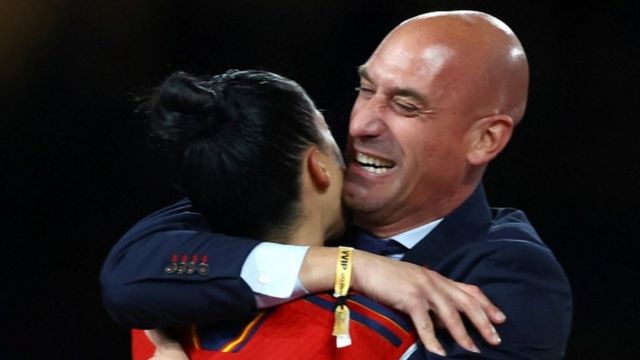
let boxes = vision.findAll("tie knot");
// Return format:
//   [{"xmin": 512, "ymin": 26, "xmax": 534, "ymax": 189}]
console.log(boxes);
[{"xmin": 354, "ymin": 232, "xmax": 407, "ymax": 256}]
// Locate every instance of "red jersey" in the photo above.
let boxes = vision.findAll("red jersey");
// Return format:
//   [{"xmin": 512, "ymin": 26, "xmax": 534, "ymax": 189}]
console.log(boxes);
[{"xmin": 132, "ymin": 293, "xmax": 417, "ymax": 359}]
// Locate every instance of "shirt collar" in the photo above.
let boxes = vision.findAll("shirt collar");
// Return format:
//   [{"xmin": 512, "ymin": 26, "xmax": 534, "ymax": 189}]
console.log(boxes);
[{"xmin": 383, "ymin": 218, "xmax": 444, "ymax": 250}]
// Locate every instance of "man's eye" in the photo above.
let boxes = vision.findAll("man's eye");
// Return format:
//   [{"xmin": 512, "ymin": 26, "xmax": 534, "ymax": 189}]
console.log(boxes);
[
  {"xmin": 393, "ymin": 101, "xmax": 419, "ymax": 114},
  {"xmin": 355, "ymin": 87, "xmax": 374, "ymax": 96}
]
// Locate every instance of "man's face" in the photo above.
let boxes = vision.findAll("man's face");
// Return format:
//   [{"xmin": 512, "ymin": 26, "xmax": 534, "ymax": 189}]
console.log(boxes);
[{"xmin": 342, "ymin": 34, "xmax": 473, "ymax": 234}]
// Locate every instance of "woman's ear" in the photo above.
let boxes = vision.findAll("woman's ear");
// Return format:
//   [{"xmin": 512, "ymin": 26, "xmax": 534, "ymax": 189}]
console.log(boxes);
[
  {"xmin": 306, "ymin": 147, "xmax": 331, "ymax": 191},
  {"xmin": 466, "ymin": 114, "xmax": 514, "ymax": 165}
]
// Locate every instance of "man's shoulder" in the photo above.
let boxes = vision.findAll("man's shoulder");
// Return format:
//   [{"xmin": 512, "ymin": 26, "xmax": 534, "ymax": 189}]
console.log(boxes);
[
  {"xmin": 487, "ymin": 207, "xmax": 544, "ymax": 247},
  {"xmin": 462, "ymin": 207, "xmax": 568, "ymax": 287},
  {"xmin": 442, "ymin": 206, "xmax": 563, "ymax": 278}
]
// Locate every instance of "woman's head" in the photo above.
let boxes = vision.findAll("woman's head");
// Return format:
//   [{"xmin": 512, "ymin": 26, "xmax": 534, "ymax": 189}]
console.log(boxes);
[{"xmin": 147, "ymin": 69, "xmax": 344, "ymax": 241}]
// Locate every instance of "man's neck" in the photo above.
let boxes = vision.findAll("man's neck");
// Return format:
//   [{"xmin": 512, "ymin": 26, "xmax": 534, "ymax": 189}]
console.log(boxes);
[{"xmin": 354, "ymin": 183, "xmax": 477, "ymax": 239}]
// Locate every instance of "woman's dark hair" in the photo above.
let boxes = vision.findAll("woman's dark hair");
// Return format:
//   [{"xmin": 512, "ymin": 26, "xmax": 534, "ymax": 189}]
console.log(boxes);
[{"xmin": 147, "ymin": 69, "xmax": 323, "ymax": 239}]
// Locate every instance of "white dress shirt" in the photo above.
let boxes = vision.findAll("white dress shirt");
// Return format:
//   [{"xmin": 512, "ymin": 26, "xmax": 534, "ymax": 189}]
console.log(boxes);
[{"xmin": 240, "ymin": 218, "xmax": 443, "ymax": 307}]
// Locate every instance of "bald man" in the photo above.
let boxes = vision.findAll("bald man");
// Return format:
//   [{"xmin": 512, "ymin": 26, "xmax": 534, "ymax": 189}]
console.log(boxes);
[{"xmin": 102, "ymin": 10, "xmax": 572, "ymax": 359}]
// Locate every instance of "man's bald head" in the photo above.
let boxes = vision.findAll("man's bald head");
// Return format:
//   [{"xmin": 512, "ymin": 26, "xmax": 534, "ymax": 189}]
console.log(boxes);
[{"xmin": 379, "ymin": 10, "xmax": 529, "ymax": 124}]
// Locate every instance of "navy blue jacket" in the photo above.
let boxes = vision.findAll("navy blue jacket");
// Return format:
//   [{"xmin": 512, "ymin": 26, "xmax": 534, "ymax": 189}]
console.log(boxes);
[{"xmin": 101, "ymin": 186, "xmax": 572, "ymax": 359}]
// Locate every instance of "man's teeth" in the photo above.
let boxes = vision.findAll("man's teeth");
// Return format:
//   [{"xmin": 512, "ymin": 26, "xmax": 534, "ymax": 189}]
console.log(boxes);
[{"xmin": 356, "ymin": 153, "xmax": 394, "ymax": 174}]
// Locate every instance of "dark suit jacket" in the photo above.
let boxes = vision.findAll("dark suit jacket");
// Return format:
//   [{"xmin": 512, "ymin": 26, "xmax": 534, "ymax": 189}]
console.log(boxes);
[
  {"xmin": 100, "ymin": 185, "xmax": 572, "ymax": 359},
  {"xmin": 399, "ymin": 186, "xmax": 572, "ymax": 359}
]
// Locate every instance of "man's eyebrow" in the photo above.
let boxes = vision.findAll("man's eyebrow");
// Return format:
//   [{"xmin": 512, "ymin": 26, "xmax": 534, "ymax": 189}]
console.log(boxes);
[
  {"xmin": 393, "ymin": 88, "xmax": 428, "ymax": 104},
  {"xmin": 358, "ymin": 65, "xmax": 427, "ymax": 104},
  {"xmin": 357, "ymin": 65, "xmax": 371, "ymax": 82}
]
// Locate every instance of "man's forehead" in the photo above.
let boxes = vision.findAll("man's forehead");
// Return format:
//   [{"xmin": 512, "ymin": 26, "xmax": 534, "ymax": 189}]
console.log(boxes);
[
  {"xmin": 360, "ymin": 42, "xmax": 455, "ymax": 85},
  {"xmin": 419, "ymin": 44, "xmax": 456, "ymax": 72},
  {"xmin": 358, "ymin": 64, "xmax": 431, "ymax": 105},
  {"xmin": 368, "ymin": 32, "xmax": 459, "ymax": 72}
]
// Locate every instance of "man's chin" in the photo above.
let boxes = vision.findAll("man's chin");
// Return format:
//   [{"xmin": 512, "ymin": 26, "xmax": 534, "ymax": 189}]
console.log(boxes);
[{"xmin": 343, "ymin": 193, "xmax": 387, "ymax": 221}]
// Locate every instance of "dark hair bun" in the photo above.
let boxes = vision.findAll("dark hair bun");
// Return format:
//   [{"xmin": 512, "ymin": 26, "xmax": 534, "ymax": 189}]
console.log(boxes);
[
  {"xmin": 148, "ymin": 71, "xmax": 223, "ymax": 143},
  {"xmin": 144, "ymin": 69, "xmax": 323, "ymax": 239}
]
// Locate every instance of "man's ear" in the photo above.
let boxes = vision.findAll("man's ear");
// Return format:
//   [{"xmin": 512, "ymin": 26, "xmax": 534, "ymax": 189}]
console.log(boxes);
[
  {"xmin": 306, "ymin": 147, "xmax": 331, "ymax": 191},
  {"xmin": 466, "ymin": 114, "xmax": 514, "ymax": 165}
]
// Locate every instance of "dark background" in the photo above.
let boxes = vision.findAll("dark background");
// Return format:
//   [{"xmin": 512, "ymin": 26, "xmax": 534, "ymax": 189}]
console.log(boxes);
[{"xmin": 3, "ymin": 1, "xmax": 639, "ymax": 359}]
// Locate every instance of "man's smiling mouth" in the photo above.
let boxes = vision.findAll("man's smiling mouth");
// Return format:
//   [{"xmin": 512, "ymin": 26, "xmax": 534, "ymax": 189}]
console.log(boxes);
[{"xmin": 355, "ymin": 152, "xmax": 396, "ymax": 174}]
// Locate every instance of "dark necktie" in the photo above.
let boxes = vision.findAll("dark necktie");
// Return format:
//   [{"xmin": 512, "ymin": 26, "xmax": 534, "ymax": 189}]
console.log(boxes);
[{"xmin": 354, "ymin": 231, "xmax": 407, "ymax": 256}]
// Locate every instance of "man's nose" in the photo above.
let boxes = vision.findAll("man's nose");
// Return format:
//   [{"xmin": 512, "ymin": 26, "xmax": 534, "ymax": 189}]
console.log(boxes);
[{"xmin": 349, "ymin": 102, "xmax": 387, "ymax": 138}]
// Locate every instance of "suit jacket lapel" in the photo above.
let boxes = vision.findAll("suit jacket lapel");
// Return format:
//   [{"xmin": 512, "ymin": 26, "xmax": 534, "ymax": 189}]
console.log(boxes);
[{"xmin": 401, "ymin": 185, "xmax": 492, "ymax": 267}]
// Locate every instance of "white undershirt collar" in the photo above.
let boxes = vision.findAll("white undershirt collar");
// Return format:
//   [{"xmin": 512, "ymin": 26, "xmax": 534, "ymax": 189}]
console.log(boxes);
[{"xmin": 383, "ymin": 218, "xmax": 444, "ymax": 250}]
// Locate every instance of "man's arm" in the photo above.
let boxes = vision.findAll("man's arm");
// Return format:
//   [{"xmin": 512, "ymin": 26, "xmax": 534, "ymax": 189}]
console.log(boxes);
[
  {"xmin": 405, "ymin": 241, "xmax": 572, "ymax": 359},
  {"xmin": 301, "ymin": 247, "xmax": 506, "ymax": 356},
  {"xmin": 101, "ymin": 199, "xmax": 506, "ymax": 355},
  {"xmin": 100, "ymin": 199, "xmax": 261, "ymax": 328}
]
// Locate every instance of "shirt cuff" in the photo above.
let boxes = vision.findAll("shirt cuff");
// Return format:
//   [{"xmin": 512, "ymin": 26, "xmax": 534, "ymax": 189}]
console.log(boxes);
[{"xmin": 240, "ymin": 242, "xmax": 310, "ymax": 307}]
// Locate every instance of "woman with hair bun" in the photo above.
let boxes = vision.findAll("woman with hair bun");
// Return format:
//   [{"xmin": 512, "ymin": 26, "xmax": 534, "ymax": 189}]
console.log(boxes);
[
  {"xmin": 126, "ymin": 69, "xmax": 417, "ymax": 359},
  {"xmin": 147, "ymin": 69, "xmax": 345, "ymax": 242}
]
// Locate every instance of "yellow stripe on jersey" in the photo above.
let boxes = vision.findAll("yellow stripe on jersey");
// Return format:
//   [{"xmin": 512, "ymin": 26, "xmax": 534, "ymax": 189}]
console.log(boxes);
[
  {"xmin": 221, "ymin": 312, "xmax": 266, "ymax": 352},
  {"xmin": 189, "ymin": 324, "xmax": 202, "ymax": 350}
]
